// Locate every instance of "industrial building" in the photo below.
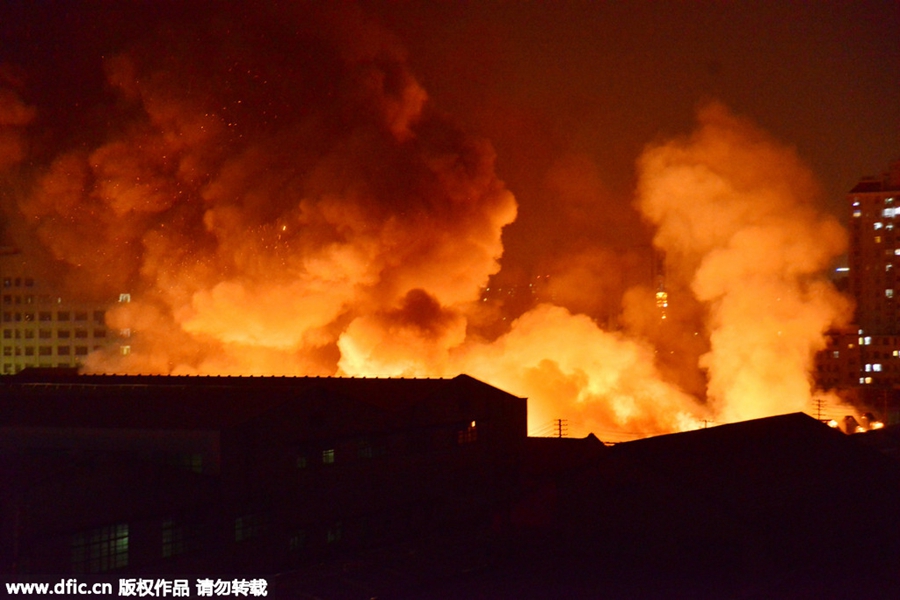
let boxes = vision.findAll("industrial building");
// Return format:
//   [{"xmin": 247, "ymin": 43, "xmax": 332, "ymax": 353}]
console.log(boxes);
[{"xmin": 0, "ymin": 372, "xmax": 526, "ymax": 576}]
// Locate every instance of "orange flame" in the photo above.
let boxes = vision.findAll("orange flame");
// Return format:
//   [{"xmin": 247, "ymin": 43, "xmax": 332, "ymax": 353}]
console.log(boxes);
[{"xmin": 0, "ymin": 10, "xmax": 849, "ymax": 441}]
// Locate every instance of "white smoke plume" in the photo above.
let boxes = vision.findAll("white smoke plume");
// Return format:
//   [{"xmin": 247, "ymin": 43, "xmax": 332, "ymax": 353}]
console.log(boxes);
[{"xmin": 636, "ymin": 102, "xmax": 850, "ymax": 423}]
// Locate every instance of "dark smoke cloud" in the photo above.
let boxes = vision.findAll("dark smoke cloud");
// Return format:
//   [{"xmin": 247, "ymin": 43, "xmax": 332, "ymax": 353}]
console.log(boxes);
[{"xmin": 1, "ymin": 4, "xmax": 514, "ymax": 376}]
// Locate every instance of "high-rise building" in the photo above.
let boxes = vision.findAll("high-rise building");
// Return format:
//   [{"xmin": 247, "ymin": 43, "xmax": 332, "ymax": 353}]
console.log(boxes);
[
  {"xmin": 848, "ymin": 159, "xmax": 900, "ymax": 335},
  {"xmin": 815, "ymin": 160, "xmax": 900, "ymax": 421},
  {"xmin": 0, "ymin": 248, "xmax": 115, "ymax": 373}
]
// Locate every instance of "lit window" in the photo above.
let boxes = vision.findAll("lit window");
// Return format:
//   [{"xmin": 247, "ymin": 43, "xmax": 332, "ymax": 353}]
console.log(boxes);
[
  {"xmin": 322, "ymin": 449, "xmax": 335, "ymax": 464},
  {"xmin": 162, "ymin": 519, "xmax": 188, "ymax": 559},
  {"xmin": 119, "ymin": 293, "xmax": 131, "ymax": 303},
  {"xmin": 865, "ymin": 377, "xmax": 873, "ymax": 384},
  {"xmin": 458, "ymin": 420, "xmax": 478, "ymax": 444},
  {"xmin": 874, "ymin": 364, "xmax": 883, "ymax": 372},
  {"xmin": 832, "ymin": 351, "xmax": 840, "ymax": 359},
  {"xmin": 865, "ymin": 364, "xmax": 872, "ymax": 372},
  {"xmin": 875, "ymin": 222, "xmax": 884, "ymax": 230},
  {"xmin": 853, "ymin": 210, "xmax": 861, "ymax": 218},
  {"xmin": 864, "ymin": 336, "xmax": 872, "ymax": 345},
  {"xmin": 120, "ymin": 345, "xmax": 131, "ymax": 356},
  {"xmin": 72, "ymin": 523, "xmax": 128, "ymax": 573},
  {"xmin": 875, "ymin": 236, "xmax": 882, "ymax": 243},
  {"xmin": 885, "ymin": 208, "xmax": 897, "ymax": 218},
  {"xmin": 888, "ymin": 289, "xmax": 895, "ymax": 298}
]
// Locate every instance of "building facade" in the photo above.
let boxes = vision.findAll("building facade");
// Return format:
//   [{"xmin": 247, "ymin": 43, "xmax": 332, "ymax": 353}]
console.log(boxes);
[
  {"xmin": 848, "ymin": 159, "xmax": 900, "ymax": 335},
  {"xmin": 0, "ymin": 249, "xmax": 118, "ymax": 374},
  {"xmin": 815, "ymin": 160, "xmax": 900, "ymax": 422},
  {"xmin": 0, "ymin": 372, "xmax": 527, "ymax": 576}
]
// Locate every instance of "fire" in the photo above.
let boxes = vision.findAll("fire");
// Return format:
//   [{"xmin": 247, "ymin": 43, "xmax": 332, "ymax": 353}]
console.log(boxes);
[{"xmin": 0, "ymin": 8, "xmax": 849, "ymax": 440}]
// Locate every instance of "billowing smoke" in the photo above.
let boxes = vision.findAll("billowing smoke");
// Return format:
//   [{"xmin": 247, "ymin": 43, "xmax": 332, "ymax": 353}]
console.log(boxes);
[
  {"xmin": 0, "ymin": 70, "xmax": 34, "ymax": 173},
  {"xmin": 635, "ymin": 103, "xmax": 850, "ymax": 423},
  {"xmin": 0, "ymin": 6, "xmax": 849, "ymax": 439}
]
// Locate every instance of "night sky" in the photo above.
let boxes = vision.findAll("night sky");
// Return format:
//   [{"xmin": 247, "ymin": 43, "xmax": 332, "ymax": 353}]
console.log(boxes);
[{"xmin": 364, "ymin": 1, "xmax": 900, "ymax": 267}]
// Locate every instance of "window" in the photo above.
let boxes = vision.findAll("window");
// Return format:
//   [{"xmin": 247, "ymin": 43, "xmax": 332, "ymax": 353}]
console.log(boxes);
[
  {"xmin": 119, "ymin": 293, "xmax": 131, "ymax": 303},
  {"xmin": 72, "ymin": 523, "xmax": 128, "ymax": 573},
  {"xmin": 75, "ymin": 346, "xmax": 88, "ymax": 356},
  {"xmin": 357, "ymin": 440, "xmax": 373, "ymax": 460},
  {"xmin": 58, "ymin": 329, "xmax": 71, "ymax": 339},
  {"xmin": 39, "ymin": 311, "xmax": 52, "ymax": 322},
  {"xmin": 94, "ymin": 311, "xmax": 105, "ymax": 324},
  {"xmin": 24, "ymin": 347, "xmax": 34, "ymax": 356},
  {"xmin": 2, "ymin": 329, "xmax": 10, "ymax": 339},
  {"xmin": 887, "ymin": 289, "xmax": 894, "ymax": 298},
  {"xmin": 288, "ymin": 530, "xmax": 307, "ymax": 553},
  {"xmin": 38, "ymin": 346, "xmax": 52, "ymax": 356},
  {"xmin": 75, "ymin": 311, "xmax": 88, "ymax": 321},
  {"xmin": 326, "ymin": 521, "xmax": 343, "ymax": 544},
  {"xmin": 457, "ymin": 421, "xmax": 478, "ymax": 444},
  {"xmin": 161, "ymin": 519, "xmax": 196, "ymax": 559},
  {"xmin": 38, "ymin": 329, "xmax": 51, "ymax": 339},
  {"xmin": 322, "ymin": 449, "xmax": 335, "ymax": 464},
  {"xmin": 170, "ymin": 453, "xmax": 203, "ymax": 474},
  {"xmin": 58, "ymin": 346, "xmax": 71, "ymax": 356},
  {"xmin": 75, "ymin": 328, "xmax": 88, "ymax": 338},
  {"xmin": 94, "ymin": 329, "xmax": 107, "ymax": 338},
  {"xmin": 235, "ymin": 514, "xmax": 265, "ymax": 542}
]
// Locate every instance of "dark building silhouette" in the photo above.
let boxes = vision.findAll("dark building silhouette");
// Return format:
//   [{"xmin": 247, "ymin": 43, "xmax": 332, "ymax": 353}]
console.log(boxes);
[
  {"xmin": 0, "ymin": 372, "xmax": 525, "ymax": 577},
  {"xmin": 2, "ymin": 371, "xmax": 898, "ymax": 598}
]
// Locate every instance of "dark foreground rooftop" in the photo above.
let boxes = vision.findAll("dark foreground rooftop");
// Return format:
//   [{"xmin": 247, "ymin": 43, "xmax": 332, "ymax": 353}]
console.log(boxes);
[{"xmin": 1, "ymin": 372, "xmax": 897, "ymax": 598}]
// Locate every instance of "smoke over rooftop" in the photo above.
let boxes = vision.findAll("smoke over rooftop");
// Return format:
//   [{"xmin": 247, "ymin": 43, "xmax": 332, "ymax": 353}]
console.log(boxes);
[{"xmin": 0, "ymin": 4, "xmax": 852, "ymax": 438}]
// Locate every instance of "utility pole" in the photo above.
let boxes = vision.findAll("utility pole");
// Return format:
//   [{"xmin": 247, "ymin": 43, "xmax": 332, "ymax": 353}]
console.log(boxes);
[
  {"xmin": 556, "ymin": 419, "xmax": 568, "ymax": 438},
  {"xmin": 813, "ymin": 396, "xmax": 826, "ymax": 421}
]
